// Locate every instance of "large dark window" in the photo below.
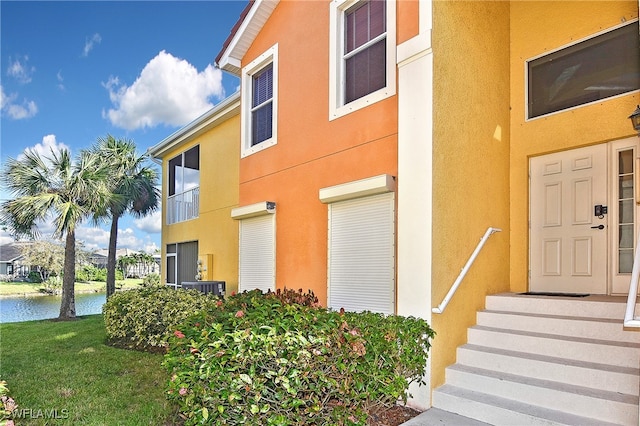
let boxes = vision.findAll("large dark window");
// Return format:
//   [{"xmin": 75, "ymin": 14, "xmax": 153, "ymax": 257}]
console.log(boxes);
[
  {"xmin": 344, "ymin": 0, "xmax": 386, "ymax": 104},
  {"xmin": 528, "ymin": 22, "xmax": 640, "ymax": 119},
  {"xmin": 168, "ymin": 145, "xmax": 199, "ymax": 197}
]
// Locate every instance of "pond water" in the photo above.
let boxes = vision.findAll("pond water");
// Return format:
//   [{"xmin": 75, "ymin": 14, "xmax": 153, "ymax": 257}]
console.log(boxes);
[{"xmin": 0, "ymin": 292, "xmax": 106, "ymax": 323}]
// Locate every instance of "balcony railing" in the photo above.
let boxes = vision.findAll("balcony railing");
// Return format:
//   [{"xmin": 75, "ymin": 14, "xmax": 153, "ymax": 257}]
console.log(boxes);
[
  {"xmin": 167, "ymin": 187, "xmax": 200, "ymax": 224},
  {"xmin": 624, "ymin": 228, "xmax": 640, "ymax": 327}
]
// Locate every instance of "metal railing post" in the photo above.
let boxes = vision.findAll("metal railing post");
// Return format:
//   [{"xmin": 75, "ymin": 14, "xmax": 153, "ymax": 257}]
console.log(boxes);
[{"xmin": 432, "ymin": 227, "xmax": 502, "ymax": 314}]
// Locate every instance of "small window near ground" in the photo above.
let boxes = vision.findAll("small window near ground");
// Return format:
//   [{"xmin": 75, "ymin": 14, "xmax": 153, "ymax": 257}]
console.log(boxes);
[
  {"xmin": 527, "ymin": 21, "xmax": 640, "ymax": 119},
  {"xmin": 238, "ymin": 215, "xmax": 275, "ymax": 293}
]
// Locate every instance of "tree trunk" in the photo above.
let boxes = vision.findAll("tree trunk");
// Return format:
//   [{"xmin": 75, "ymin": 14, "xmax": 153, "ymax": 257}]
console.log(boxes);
[
  {"xmin": 58, "ymin": 230, "xmax": 76, "ymax": 319},
  {"xmin": 106, "ymin": 214, "xmax": 120, "ymax": 298}
]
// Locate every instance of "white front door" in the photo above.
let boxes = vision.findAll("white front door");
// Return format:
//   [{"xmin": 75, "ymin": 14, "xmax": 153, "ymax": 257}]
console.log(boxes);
[{"xmin": 530, "ymin": 139, "xmax": 639, "ymax": 295}]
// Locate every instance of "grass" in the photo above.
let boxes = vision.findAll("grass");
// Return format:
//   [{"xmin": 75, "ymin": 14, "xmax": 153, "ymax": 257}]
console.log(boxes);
[
  {"xmin": 0, "ymin": 279, "xmax": 143, "ymax": 296},
  {"xmin": 0, "ymin": 315, "xmax": 179, "ymax": 425}
]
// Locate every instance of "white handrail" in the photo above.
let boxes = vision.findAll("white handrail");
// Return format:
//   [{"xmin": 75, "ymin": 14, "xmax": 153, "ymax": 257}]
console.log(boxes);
[
  {"xmin": 432, "ymin": 227, "xmax": 502, "ymax": 314},
  {"xmin": 624, "ymin": 229, "xmax": 640, "ymax": 327}
]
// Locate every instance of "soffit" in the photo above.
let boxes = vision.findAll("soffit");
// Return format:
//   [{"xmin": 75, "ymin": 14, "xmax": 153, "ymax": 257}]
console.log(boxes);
[{"xmin": 215, "ymin": 0, "xmax": 280, "ymax": 76}]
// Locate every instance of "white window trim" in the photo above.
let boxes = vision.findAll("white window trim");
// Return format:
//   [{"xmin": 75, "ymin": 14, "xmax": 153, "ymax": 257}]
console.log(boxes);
[
  {"xmin": 329, "ymin": 0, "xmax": 396, "ymax": 121},
  {"xmin": 241, "ymin": 44, "xmax": 279, "ymax": 158}
]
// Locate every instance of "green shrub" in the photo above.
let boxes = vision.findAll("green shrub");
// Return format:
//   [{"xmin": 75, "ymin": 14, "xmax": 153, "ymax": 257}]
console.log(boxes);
[
  {"xmin": 103, "ymin": 286, "xmax": 217, "ymax": 351},
  {"xmin": 75, "ymin": 265, "xmax": 95, "ymax": 282},
  {"xmin": 94, "ymin": 267, "xmax": 123, "ymax": 282},
  {"xmin": 142, "ymin": 273, "xmax": 161, "ymax": 288},
  {"xmin": 163, "ymin": 289, "xmax": 434, "ymax": 425},
  {"xmin": 27, "ymin": 271, "xmax": 42, "ymax": 283},
  {"xmin": 75, "ymin": 265, "xmax": 123, "ymax": 282},
  {"xmin": 41, "ymin": 275, "xmax": 62, "ymax": 294},
  {"xmin": 0, "ymin": 380, "xmax": 17, "ymax": 423}
]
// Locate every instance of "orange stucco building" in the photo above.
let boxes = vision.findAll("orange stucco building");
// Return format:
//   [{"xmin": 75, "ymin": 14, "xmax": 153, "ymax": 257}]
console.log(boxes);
[{"xmin": 153, "ymin": 0, "xmax": 640, "ymax": 420}]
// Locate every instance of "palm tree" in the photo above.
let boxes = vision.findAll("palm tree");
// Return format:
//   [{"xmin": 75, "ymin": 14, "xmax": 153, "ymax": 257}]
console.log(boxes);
[
  {"xmin": 92, "ymin": 135, "xmax": 160, "ymax": 298},
  {"xmin": 0, "ymin": 147, "xmax": 111, "ymax": 319}
]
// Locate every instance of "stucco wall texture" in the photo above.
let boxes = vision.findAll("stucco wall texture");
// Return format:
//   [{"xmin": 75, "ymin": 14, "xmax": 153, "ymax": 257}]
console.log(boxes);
[{"xmin": 161, "ymin": 114, "xmax": 240, "ymax": 293}]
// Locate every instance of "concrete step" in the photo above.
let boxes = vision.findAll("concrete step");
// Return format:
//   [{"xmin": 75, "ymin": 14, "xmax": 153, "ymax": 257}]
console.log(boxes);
[
  {"xmin": 444, "ymin": 364, "xmax": 637, "ymax": 424},
  {"xmin": 430, "ymin": 293, "xmax": 640, "ymax": 425},
  {"xmin": 457, "ymin": 343, "xmax": 639, "ymax": 395},
  {"xmin": 432, "ymin": 384, "xmax": 625, "ymax": 426},
  {"xmin": 467, "ymin": 325, "xmax": 640, "ymax": 368},
  {"xmin": 485, "ymin": 293, "xmax": 640, "ymax": 320},
  {"xmin": 477, "ymin": 309, "xmax": 640, "ymax": 343}
]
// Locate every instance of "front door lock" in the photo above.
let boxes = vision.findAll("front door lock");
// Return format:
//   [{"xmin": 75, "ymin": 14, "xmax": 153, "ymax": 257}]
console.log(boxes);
[
  {"xmin": 591, "ymin": 224, "xmax": 605, "ymax": 230},
  {"xmin": 594, "ymin": 205, "xmax": 608, "ymax": 218}
]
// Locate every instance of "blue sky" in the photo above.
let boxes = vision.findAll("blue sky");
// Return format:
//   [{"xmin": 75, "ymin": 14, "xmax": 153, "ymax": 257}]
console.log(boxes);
[{"xmin": 1, "ymin": 0, "xmax": 247, "ymax": 253}]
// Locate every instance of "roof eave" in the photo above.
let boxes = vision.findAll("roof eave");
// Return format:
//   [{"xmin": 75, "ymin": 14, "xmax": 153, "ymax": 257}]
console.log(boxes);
[
  {"xmin": 147, "ymin": 91, "xmax": 241, "ymax": 159},
  {"xmin": 215, "ymin": 0, "xmax": 279, "ymax": 77}
]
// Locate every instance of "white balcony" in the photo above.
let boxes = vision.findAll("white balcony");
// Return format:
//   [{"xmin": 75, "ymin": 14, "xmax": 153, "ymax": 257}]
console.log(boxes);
[{"xmin": 167, "ymin": 187, "xmax": 200, "ymax": 224}]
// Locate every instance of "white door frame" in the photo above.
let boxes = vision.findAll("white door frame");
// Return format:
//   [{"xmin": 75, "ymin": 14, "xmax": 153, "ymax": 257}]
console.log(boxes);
[
  {"xmin": 166, "ymin": 252, "xmax": 177, "ymax": 289},
  {"xmin": 529, "ymin": 137, "xmax": 639, "ymax": 295},
  {"xmin": 608, "ymin": 137, "xmax": 640, "ymax": 295}
]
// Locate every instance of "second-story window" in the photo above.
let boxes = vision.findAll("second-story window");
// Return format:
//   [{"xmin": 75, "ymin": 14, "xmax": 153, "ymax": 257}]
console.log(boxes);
[
  {"xmin": 167, "ymin": 145, "xmax": 199, "ymax": 224},
  {"xmin": 251, "ymin": 63, "xmax": 273, "ymax": 145},
  {"xmin": 344, "ymin": 0, "xmax": 386, "ymax": 103},
  {"xmin": 329, "ymin": 0, "xmax": 396, "ymax": 120},
  {"xmin": 242, "ymin": 44, "xmax": 278, "ymax": 157}
]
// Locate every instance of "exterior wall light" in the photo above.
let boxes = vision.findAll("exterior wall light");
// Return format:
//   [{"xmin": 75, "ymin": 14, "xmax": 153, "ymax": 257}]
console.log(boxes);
[{"xmin": 629, "ymin": 105, "xmax": 640, "ymax": 135}]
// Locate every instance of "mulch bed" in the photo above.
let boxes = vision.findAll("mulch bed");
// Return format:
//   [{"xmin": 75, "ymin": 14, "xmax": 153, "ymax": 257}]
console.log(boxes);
[{"xmin": 367, "ymin": 405, "xmax": 421, "ymax": 426}]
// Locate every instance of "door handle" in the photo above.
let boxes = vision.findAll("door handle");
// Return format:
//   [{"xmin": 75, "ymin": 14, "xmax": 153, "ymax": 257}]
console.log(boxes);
[{"xmin": 591, "ymin": 225, "xmax": 605, "ymax": 230}]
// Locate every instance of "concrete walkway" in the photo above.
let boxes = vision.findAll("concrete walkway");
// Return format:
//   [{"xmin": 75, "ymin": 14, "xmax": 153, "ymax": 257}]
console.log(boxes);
[{"xmin": 401, "ymin": 408, "xmax": 490, "ymax": 425}]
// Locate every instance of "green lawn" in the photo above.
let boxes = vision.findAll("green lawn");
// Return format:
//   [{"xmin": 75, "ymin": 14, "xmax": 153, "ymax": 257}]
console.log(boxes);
[
  {"xmin": 0, "ymin": 279, "xmax": 143, "ymax": 296},
  {"xmin": 0, "ymin": 315, "xmax": 179, "ymax": 425}
]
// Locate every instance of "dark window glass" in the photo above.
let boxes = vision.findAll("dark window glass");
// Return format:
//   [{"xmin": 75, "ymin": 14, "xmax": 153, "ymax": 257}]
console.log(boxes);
[
  {"xmin": 168, "ymin": 145, "xmax": 199, "ymax": 196},
  {"xmin": 528, "ymin": 22, "xmax": 640, "ymax": 119},
  {"xmin": 168, "ymin": 155, "xmax": 180, "ymax": 197},
  {"xmin": 344, "ymin": 0, "xmax": 386, "ymax": 104},
  {"xmin": 251, "ymin": 64, "xmax": 273, "ymax": 146}
]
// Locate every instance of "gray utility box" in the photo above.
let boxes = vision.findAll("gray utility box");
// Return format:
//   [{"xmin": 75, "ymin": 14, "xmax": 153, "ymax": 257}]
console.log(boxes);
[{"xmin": 181, "ymin": 281, "xmax": 226, "ymax": 296}]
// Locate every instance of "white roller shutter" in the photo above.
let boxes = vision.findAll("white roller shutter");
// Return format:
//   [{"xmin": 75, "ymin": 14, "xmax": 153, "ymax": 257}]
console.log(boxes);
[
  {"xmin": 328, "ymin": 192, "xmax": 395, "ymax": 314},
  {"xmin": 239, "ymin": 214, "xmax": 275, "ymax": 293}
]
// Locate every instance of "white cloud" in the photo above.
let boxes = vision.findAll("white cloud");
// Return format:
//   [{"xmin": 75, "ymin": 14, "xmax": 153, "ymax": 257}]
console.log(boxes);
[
  {"xmin": 0, "ymin": 229, "xmax": 15, "ymax": 246},
  {"xmin": 57, "ymin": 70, "xmax": 65, "ymax": 91},
  {"xmin": 82, "ymin": 33, "xmax": 102, "ymax": 57},
  {"xmin": 143, "ymin": 241, "xmax": 159, "ymax": 254},
  {"xmin": 115, "ymin": 227, "xmax": 146, "ymax": 251},
  {"xmin": 133, "ymin": 208, "xmax": 161, "ymax": 234},
  {"xmin": 76, "ymin": 226, "xmax": 152, "ymax": 253},
  {"xmin": 75, "ymin": 227, "xmax": 110, "ymax": 251},
  {"xmin": 0, "ymin": 85, "xmax": 38, "ymax": 120},
  {"xmin": 102, "ymin": 50, "xmax": 224, "ymax": 130},
  {"xmin": 7, "ymin": 55, "xmax": 35, "ymax": 84},
  {"xmin": 19, "ymin": 135, "xmax": 70, "ymax": 160}
]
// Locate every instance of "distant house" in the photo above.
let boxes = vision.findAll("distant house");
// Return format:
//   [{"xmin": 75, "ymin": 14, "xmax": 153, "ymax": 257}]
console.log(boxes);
[
  {"xmin": 0, "ymin": 243, "xmax": 23, "ymax": 277},
  {"xmin": 89, "ymin": 248, "xmax": 160, "ymax": 278},
  {"xmin": 0, "ymin": 242, "xmax": 40, "ymax": 279}
]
